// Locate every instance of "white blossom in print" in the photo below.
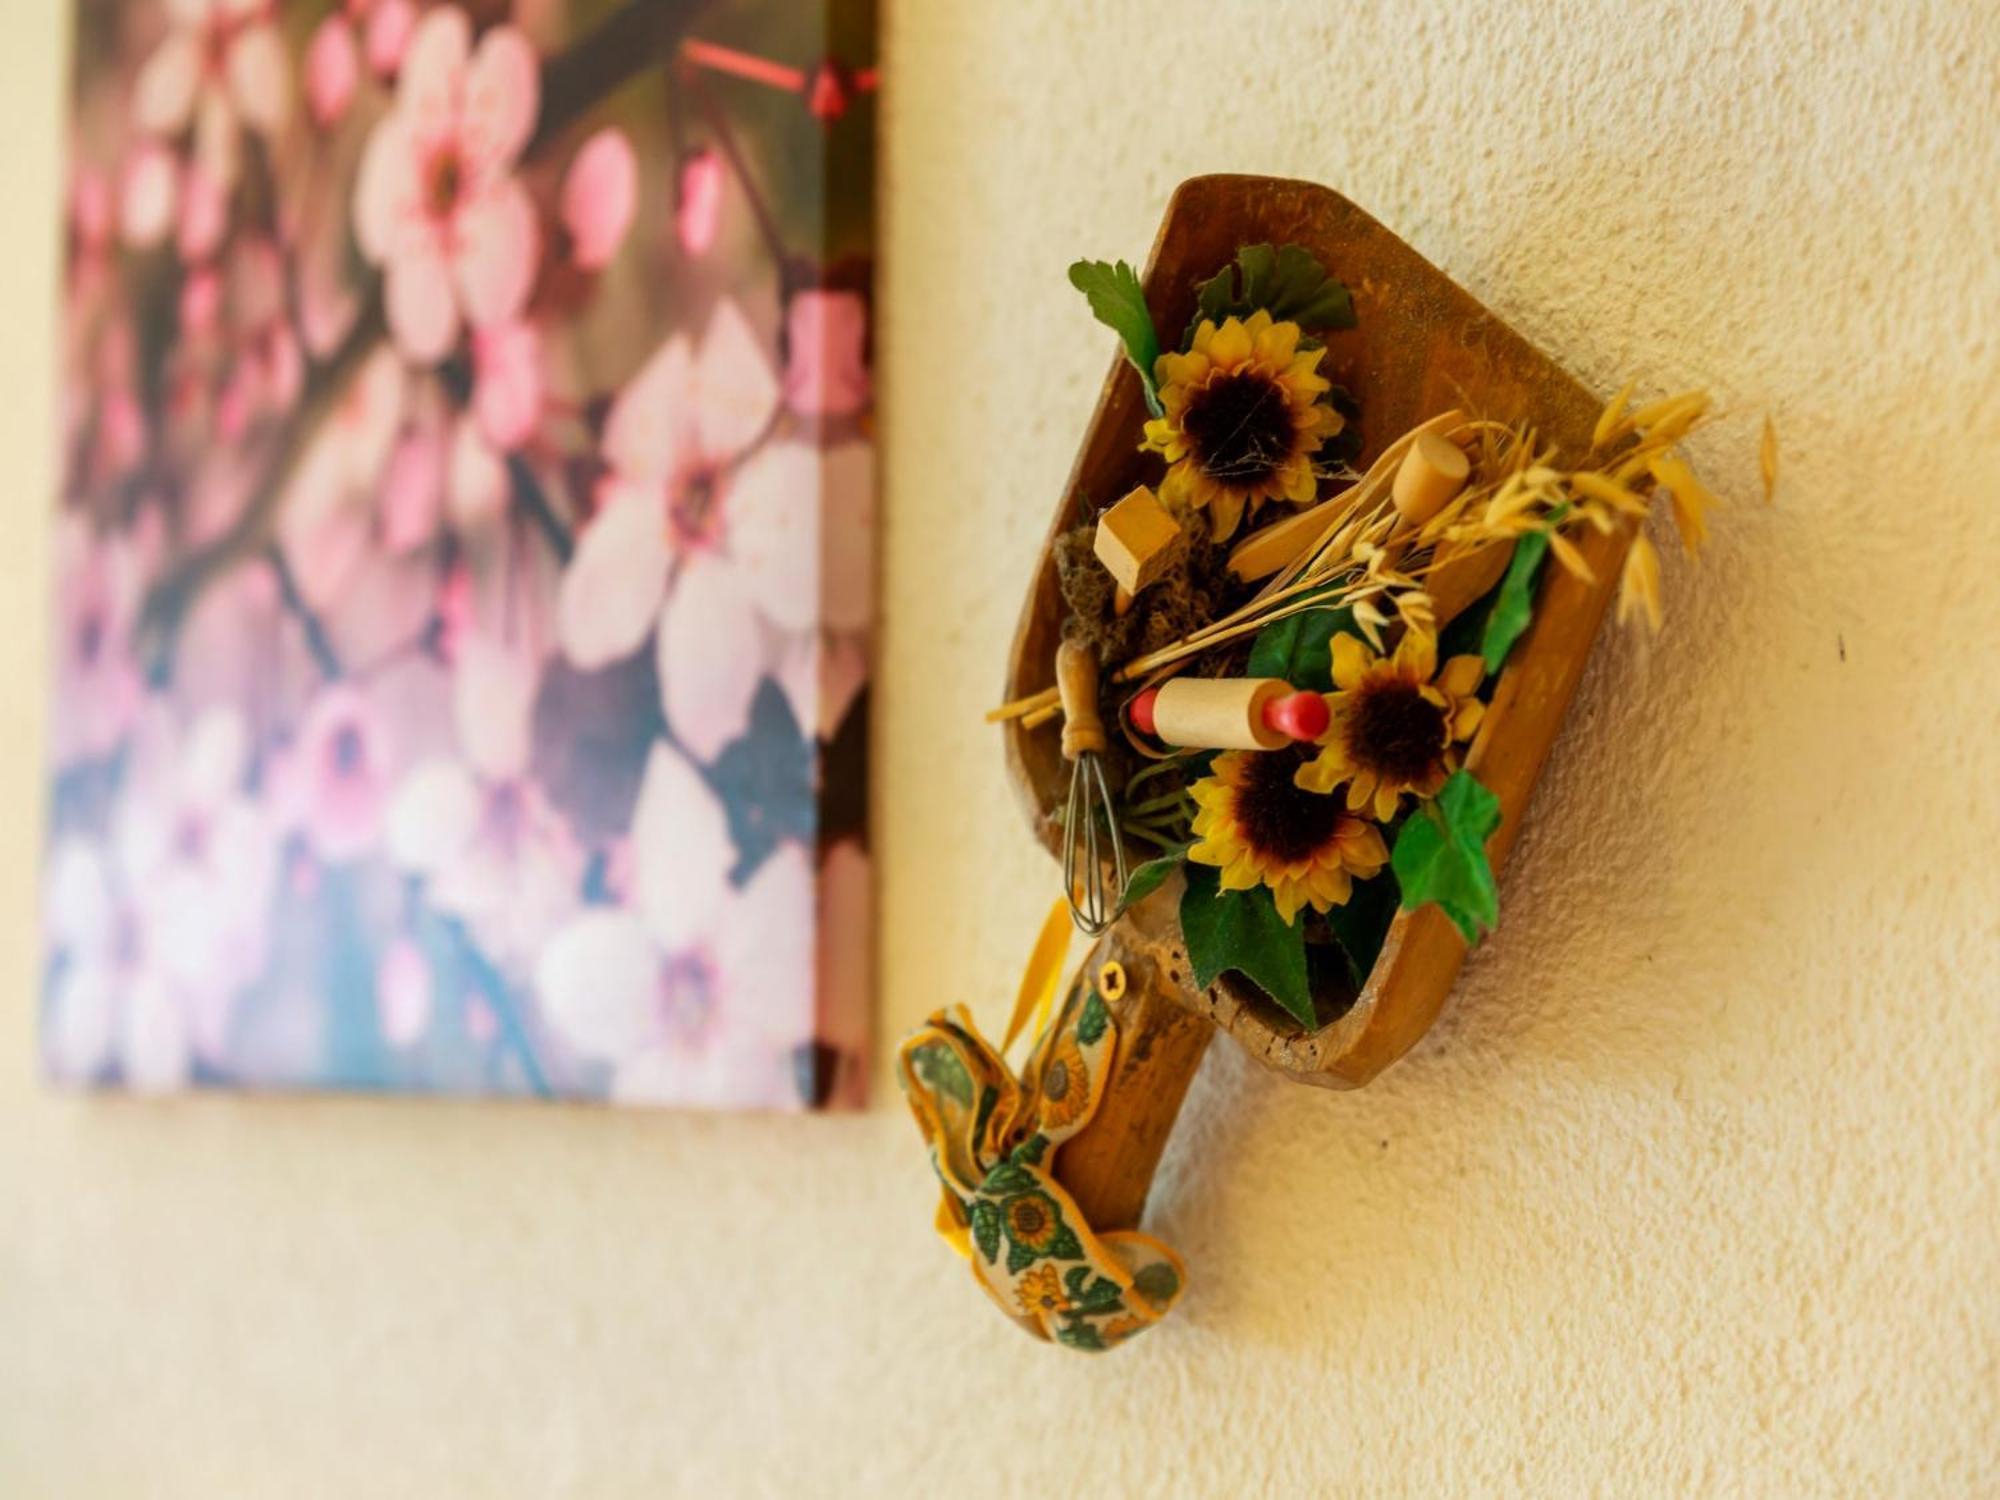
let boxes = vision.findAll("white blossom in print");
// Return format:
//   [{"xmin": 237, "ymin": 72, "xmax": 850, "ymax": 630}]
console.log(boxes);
[{"xmin": 536, "ymin": 742, "xmax": 811, "ymax": 1108}]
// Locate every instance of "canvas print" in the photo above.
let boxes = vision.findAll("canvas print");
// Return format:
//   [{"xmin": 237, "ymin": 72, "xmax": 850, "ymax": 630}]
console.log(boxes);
[{"xmin": 44, "ymin": 0, "xmax": 876, "ymax": 1108}]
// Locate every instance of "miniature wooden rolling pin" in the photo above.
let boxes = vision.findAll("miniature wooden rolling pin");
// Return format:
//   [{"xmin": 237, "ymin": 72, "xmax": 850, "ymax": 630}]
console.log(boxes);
[{"xmin": 1128, "ymin": 677, "xmax": 1328, "ymax": 751}]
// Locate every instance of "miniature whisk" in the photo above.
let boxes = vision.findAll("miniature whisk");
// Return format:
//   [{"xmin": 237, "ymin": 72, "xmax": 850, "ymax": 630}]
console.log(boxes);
[{"xmin": 1054, "ymin": 638, "xmax": 1127, "ymax": 935}]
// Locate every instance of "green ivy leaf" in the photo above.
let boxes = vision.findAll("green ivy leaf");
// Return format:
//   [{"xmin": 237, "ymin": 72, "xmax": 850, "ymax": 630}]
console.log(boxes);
[
  {"xmin": 1479, "ymin": 505, "xmax": 1570, "ymax": 675},
  {"xmin": 1391, "ymin": 771, "xmax": 1503, "ymax": 944},
  {"xmin": 1068, "ymin": 259, "xmax": 1164, "ymax": 416},
  {"xmin": 1117, "ymin": 849, "xmax": 1186, "ymax": 915},
  {"xmin": 1188, "ymin": 243, "xmax": 1356, "ymax": 344},
  {"xmin": 1479, "ymin": 530, "xmax": 1550, "ymax": 674},
  {"xmin": 1178, "ymin": 863, "xmax": 1313, "ymax": 1026},
  {"xmin": 1324, "ymin": 871, "xmax": 1399, "ymax": 989},
  {"xmin": 1246, "ymin": 601, "xmax": 1354, "ymax": 692}
]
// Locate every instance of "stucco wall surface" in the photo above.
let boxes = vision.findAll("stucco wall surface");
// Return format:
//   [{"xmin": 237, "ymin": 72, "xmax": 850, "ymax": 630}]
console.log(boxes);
[{"xmin": 4, "ymin": 2, "xmax": 1997, "ymax": 1495}]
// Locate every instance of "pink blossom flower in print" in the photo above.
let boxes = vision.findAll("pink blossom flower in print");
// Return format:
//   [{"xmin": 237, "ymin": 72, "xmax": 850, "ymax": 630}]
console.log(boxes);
[
  {"xmin": 176, "ymin": 163, "xmax": 228, "ymax": 264},
  {"xmin": 179, "ymin": 266, "xmax": 222, "ymax": 337},
  {"xmin": 448, "ymin": 413, "xmax": 509, "ymax": 530},
  {"xmin": 112, "ymin": 707, "xmax": 277, "ymax": 1054},
  {"xmin": 782, "ymin": 290, "xmax": 871, "ymax": 418},
  {"xmin": 675, "ymin": 147, "xmax": 724, "ymax": 258},
  {"xmin": 376, "ymin": 936, "xmax": 432, "ymax": 1046},
  {"xmin": 360, "ymin": 0, "xmax": 417, "ymax": 78},
  {"xmin": 51, "ymin": 516, "xmax": 146, "ymax": 765},
  {"xmin": 119, "ymin": 144, "xmax": 179, "ymax": 249},
  {"xmin": 388, "ymin": 638, "xmax": 581, "ymax": 961},
  {"xmin": 285, "ymin": 683, "xmax": 396, "ymax": 862},
  {"xmin": 557, "ymin": 301, "xmax": 807, "ymax": 759},
  {"xmin": 277, "ymin": 346, "xmax": 405, "ymax": 603},
  {"xmin": 377, "ymin": 422, "xmax": 447, "ymax": 554},
  {"xmin": 171, "ymin": 555, "xmax": 292, "ymax": 729},
  {"xmin": 471, "ymin": 318, "xmax": 542, "ymax": 450},
  {"xmin": 536, "ymin": 743, "xmax": 812, "ymax": 1109},
  {"xmin": 371, "ymin": 405, "xmax": 509, "ymax": 556},
  {"xmin": 354, "ymin": 8, "xmax": 542, "ymax": 364},
  {"xmin": 134, "ymin": 0, "xmax": 290, "ymax": 193},
  {"xmin": 305, "ymin": 14, "xmax": 361, "ymax": 127},
  {"xmin": 560, "ymin": 128, "xmax": 637, "ymax": 272},
  {"xmin": 41, "ymin": 836, "xmax": 191, "ymax": 1092},
  {"xmin": 71, "ymin": 163, "xmax": 113, "ymax": 256}
]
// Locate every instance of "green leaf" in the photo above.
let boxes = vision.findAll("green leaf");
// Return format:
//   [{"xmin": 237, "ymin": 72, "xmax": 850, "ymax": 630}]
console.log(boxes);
[
  {"xmin": 1076, "ymin": 989, "xmax": 1109, "ymax": 1046},
  {"xmin": 1080, "ymin": 1280, "xmax": 1128, "ymax": 1312},
  {"xmin": 1068, "ymin": 259, "xmax": 1164, "ymax": 417},
  {"xmin": 1391, "ymin": 771, "xmax": 1503, "ymax": 944},
  {"xmin": 1324, "ymin": 871, "xmax": 1399, "ymax": 989},
  {"xmin": 1479, "ymin": 505, "xmax": 1569, "ymax": 674},
  {"xmin": 908, "ymin": 1041, "xmax": 972, "ymax": 1107},
  {"xmin": 980, "ymin": 1161, "xmax": 1036, "ymax": 1197},
  {"xmin": 1246, "ymin": 601, "xmax": 1354, "ymax": 692},
  {"xmin": 1054, "ymin": 1317, "xmax": 1107, "ymax": 1352},
  {"xmin": 969, "ymin": 1200, "xmax": 1001, "ymax": 1264},
  {"xmin": 1117, "ymin": 850, "xmax": 1186, "ymax": 914},
  {"xmin": 1188, "ymin": 243, "xmax": 1356, "ymax": 343},
  {"xmin": 1178, "ymin": 863, "xmax": 1313, "ymax": 1026},
  {"xmin": 1479, "ymin": 530, "xmax": 1550, "ymax": 674}
]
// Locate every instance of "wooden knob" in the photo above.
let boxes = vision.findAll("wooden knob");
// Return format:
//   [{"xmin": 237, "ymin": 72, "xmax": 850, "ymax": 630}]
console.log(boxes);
[
  {"xmin": 1392, "ymin": 430, "xmax": 1471, "ymax": 527},
  {"xmin": 1056, "ymin": 639, "xmax": 1106, "ymax": 759}
]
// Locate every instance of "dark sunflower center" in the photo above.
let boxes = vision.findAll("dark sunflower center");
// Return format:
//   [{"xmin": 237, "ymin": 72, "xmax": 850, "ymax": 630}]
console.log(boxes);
[
  {"xmin": 1043, "ymin": 1059, "xmax": 1070, "ymax": 1101},
  {"xmin": 1348, "ymin": 681, "xmax": 1448, "ymax": 783},
  {"xmin": 1008, "ymin": 1196, "xmax": 1051, "ymax": 1243},
  {"xmin": 1235, "ymin": 747, "xmax": 1344, "ymax": 865},
  {"xmin": 1182, "ymin": 371, "xmax": 1295, "ymax": 485}
]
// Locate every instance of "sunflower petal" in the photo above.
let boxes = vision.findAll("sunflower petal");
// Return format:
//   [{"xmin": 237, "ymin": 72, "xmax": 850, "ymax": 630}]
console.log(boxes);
[
  {"xmin": 1438, "ymin": 654, "xmax": 1484, "ymax": 698},
  {"xmin": 1330, "ymin": 634, "xmax": 1372, "ymax": 690}
]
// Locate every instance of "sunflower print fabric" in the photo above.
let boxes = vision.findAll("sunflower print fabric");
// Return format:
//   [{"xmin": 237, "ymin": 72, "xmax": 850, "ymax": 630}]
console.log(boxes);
[{"xmin": 898, "ymin": 978, "xmax": 1187, "ymax": 1352}]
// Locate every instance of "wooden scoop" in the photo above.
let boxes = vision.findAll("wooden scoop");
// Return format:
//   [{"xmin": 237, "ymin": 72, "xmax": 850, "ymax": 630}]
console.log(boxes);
[{"xmin": 1000, "ymin": 177, "xmax": 1637, "ymax": 1234}]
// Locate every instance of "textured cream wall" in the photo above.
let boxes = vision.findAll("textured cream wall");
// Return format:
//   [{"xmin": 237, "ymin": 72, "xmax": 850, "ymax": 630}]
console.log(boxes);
[{"xmin": 5, "ymin": 2, "xmax": 1998, "ymax": 1495}]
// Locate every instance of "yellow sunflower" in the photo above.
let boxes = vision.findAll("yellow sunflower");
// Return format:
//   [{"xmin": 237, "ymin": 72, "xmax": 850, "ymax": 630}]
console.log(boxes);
[
  {"xmin": 1295, "ymin": 633, "xmax": 1486, "ymax": 820},
  {"xmin": 1015, "ymin": 1264, "xmax": 1070, "ymax": 1319},
  {"xmin": 1034, "ymin": 1035, "xmax": 1092, "ymax": 1133},
  {"xmin": 1142, "ymin": 310, "xmax": 1343, "ymax": 540},
  {"xmin": 1188, "ymin": 748, "xmax": 1389, "ymax": 923}
]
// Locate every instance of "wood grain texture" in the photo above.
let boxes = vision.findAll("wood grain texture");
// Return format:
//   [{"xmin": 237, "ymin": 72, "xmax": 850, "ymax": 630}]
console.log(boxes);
[
  {"xmin": 1005, "ymin": 175, "xmax": 1627, "ymax": 1098},
  {"xmin": 1051, "ymin": 886, "xmax": 1214, "ymax": 1232}
]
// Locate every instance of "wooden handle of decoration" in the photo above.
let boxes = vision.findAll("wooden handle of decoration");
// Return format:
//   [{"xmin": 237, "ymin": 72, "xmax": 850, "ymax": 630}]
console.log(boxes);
[
  {"xmin": 1055, "ymin": 883, "xmax": 1214, "ymax": 1232},
  {"xmin": 1055, "ymin": 639, "xmax": 1107, "ymax": 760}
]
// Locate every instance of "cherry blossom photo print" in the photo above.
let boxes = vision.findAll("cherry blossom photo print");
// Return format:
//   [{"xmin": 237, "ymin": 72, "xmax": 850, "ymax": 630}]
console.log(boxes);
[{"xmin": 45, "ymin": 0, "xmax": 876, "ymax": 1109}]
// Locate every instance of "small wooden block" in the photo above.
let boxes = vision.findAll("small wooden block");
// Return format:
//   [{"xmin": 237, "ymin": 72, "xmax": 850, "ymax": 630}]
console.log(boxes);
[{"xmin": 1093, "ymin": 485, "xmax": 1182, "ymax": 596}]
